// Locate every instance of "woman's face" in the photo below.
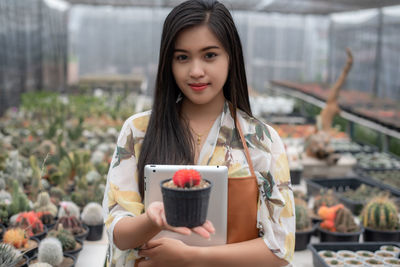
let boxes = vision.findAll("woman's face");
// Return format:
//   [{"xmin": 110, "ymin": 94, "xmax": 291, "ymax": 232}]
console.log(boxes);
[{"xmin": 172, "ymin": 25, "xmax": 229, "ymax": 107}]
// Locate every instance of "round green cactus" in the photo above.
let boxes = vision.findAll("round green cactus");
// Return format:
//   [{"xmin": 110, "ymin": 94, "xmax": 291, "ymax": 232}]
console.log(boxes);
[
  {"xmin": 295, "ymin": 203, "xmax": 311, "ymax": 231},
  {"xmin": 361, "ymin": 195, "xmax": 400, "ymax": 231},
  {"xmin": 49, "ymin": 228, "xmax": 77, "ymax": 251}
]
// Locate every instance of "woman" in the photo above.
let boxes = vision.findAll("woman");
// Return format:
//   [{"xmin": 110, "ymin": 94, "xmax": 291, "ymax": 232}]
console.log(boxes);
[{"xmin": 103, "ymin": 1, "xmax": 295, "ymax": 266}]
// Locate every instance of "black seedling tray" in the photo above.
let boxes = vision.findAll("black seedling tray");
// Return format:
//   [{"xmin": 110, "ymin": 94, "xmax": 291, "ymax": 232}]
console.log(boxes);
[
  {"xmin": 306, "ymin": 177, "xmax": 400, "ymax": 215},
  {"xmin": 308, "ymin": 242, "xmax": 400, "ymax": 267}
]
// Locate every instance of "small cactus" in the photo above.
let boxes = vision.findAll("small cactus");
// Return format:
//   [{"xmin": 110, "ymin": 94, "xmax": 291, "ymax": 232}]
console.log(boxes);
[
  {"xmin": 334, "ymin": 206, "xmax": 359, "ymax": 233},
  {"xmin": 56, "ymin": 215, "xmax": 84, "ymax": 235},
  {"xmin": 295, "ymin": 202, "xmax": 312, "ymax": 231},
  {"xmin": 3, "ymin": 228, "xmax": 28, "ymax": 249},
  {"xmin": 15, "ymin": 211, "xmax": 44, "ymax": 237},
  {"xmin": 57, "ymin": 201, "xmax": 80, "ymax": 218},
  {"xmin": 34, "ymin": 191, "xmax": 58, "ymax": 217},
  {"xmin": 37, "ymin": 211, "xmax": 54, "ymax": 225},
  {"xmin": 8, "ymin": 180, "xmax": 30, "ymax": 217},
  {"xmin": 361, "ymin": 195, "xmax": 400, "ymax": 230},
  {"xmin": 313, "ymin": 189, "xmax": 338, "ymax": 215},
  {"xmin": 0, "ymin": 243, "xmax": 22, "ymax": 267},
  {"xmin": 49, "ymin": 187, "xmax": 65, "ymax": 206},
  {"xmin": 38, "ymin": 237, "xmax": 63, "ymax": 266},
  {"xmin": 49, "ymin": 227, "xmax": 77, "ymax": 251},
  {"xmin": 81, "ymin": 202, "xmax": 103, "ymax": 226},
  {"xmin": 0, "ymin": 202, "xmax": 9, "ymax": 224}
]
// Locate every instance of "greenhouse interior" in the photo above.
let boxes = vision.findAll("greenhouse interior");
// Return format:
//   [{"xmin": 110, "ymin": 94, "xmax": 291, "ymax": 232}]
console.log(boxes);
[{"xmin": 1, "ymin": 0, "xmax": 400, "ymax": 266}]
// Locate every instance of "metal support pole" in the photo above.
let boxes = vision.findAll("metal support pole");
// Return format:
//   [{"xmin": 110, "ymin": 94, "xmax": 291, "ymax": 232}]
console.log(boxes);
[{"xmin": 372, "ymin": 9, "xmax": 383, "ymax": 98}]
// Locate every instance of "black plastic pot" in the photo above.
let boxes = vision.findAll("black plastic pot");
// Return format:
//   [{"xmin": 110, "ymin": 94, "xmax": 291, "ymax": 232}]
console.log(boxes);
[
  {"xmin": 161, "ymin": 178, "xmax": 212, "ymax": 228},
  {"xmin": 318, "ymin": 225, "xmax": 363, "ymax": 243},
  {"xmin": 75, "ymin": 224, "xmax": 89, "ymax": 241},
  {"xmin": 295, "ymin": 224, "xmax": 317, "ymax": 251},
  {"xmin": 16, "ymin": 254, "xmax": 29, "ymax": 267},
  {"xmin": 32, "ymin": 225, "xmax": 48, "ymax": 241},
  {"xmin": 24, "ymin": 237, "xmax": 40, "ymax": 259},
  {"xmin": 363, "ymin": 227, "xmax": 400, "ymax": 242},
  {"xmin": 290, "ymin": 169, "xmax": 302, "ymax": 185},
  {"xmin": 0, "ymin": 223, "xmax": 5, "ymax": 240},
  {"xmin": 64, "ymin": 238, "xmax": 83, "ymax": 260},
  {"xmin": 85, "ymin": 223, "xmax": 104, "ymax": 241}
]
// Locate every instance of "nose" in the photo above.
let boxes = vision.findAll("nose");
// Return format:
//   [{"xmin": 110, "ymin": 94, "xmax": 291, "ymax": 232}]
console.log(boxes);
[{"xmin": 189, "ymin": 60, "xmax": 205, "ymax": 78}]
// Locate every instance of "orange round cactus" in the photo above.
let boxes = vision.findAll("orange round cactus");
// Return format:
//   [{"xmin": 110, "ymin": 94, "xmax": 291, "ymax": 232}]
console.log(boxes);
[
  {"xmin": 173, "ymin": 169, "xmax": 201, "ymax": 188},
  {"xmin": 3, "ymin": 228, "xmax": 28, "ymax": 249}
]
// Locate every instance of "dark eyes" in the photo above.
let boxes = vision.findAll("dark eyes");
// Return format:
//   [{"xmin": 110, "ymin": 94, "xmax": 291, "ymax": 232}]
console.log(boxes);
[
  {"xmin": 176, "ymin": 55, "xmax": 188, "ymax": 61},
  {"xmin": 175, "ymin": 52, "xmax": 217, "ymax": 61}
]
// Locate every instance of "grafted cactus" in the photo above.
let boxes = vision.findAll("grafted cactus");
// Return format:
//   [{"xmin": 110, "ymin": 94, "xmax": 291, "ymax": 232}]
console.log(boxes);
[
  {"xmin": 15, "ymin": 211, "xmax": 44, "ymax": 237},
  {"xmin": 361, "ymin": 195, "xmax": 400, "ymax": 231},
  {"xmin": 334, "ymin": 206, "xmax": 359, "ymax": 233},
  {"xmin": 313, "ymin": 189, "xmax": 339, "ymax": 214},
  {"xmin": 38, "ymin": 237, "xmax": 63, "ymax": 266}
]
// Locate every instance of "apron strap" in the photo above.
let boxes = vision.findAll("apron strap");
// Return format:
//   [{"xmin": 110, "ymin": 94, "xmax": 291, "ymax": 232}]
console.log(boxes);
[{"xmin": 229, "ymin": 103, "xmax": 256, "ymax": 177}]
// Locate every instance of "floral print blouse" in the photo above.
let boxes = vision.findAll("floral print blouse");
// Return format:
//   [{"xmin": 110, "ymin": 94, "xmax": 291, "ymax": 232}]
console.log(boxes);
[{"xmin": 102, "ymin": 101, "xmax": 295, "ymax": 266}]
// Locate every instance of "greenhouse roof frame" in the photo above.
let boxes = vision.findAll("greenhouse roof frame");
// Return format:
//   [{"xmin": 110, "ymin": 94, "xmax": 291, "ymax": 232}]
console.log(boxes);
[{"xmin": 63, "ymin": 0, "xmax": 400, "ymax": 15}]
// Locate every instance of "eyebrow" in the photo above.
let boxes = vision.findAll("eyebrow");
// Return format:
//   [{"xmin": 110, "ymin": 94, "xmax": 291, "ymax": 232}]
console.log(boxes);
[{"xmin": 174, "ymin": 46, "xmax": 220, "ymax": 53}]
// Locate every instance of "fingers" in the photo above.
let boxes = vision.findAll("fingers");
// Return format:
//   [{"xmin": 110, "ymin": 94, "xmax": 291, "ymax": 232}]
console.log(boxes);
[
  {"xmin": 202, "ymin": 220, "xmax": 215, "ymax": 234},
  {"xmin": 192, "ymin": 226, "xmax": 210, "ymax": 239}
]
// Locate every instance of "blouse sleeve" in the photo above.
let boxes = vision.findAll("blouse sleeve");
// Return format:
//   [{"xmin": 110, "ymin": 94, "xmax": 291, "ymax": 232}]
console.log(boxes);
[
  {"xmin": 102, "ymin": 115, "xmax": 146, "ymax": 262},
  {"xmin": 256, "ymin": 125, "xmax": 295, "ymax": 264}
]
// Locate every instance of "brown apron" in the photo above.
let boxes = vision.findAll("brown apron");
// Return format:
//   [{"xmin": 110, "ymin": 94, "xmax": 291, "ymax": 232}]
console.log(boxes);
[
  {"xmin": 135, "ymin": 111, "xmax": 259, "ymax": 266},
  {"xmin": 226, "ymin": 114, "xmax": 259, "ymax": 243}
]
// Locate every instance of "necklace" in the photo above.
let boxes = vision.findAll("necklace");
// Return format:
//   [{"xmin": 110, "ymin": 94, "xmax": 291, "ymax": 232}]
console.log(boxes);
[{"xmin": 191, "ymin": 121, "xmax": 215, "ymax": 147}]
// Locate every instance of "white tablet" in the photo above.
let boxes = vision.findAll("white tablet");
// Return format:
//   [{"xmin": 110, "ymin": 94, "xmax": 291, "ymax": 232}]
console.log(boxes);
[{"xmin": 144, "ymin": 164, "xmax": 228, "ymax": 246}]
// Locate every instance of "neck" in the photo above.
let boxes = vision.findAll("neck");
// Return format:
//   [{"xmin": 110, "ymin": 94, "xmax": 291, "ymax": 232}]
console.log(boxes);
[{"xmin": 181, "ymin": 96, "xmax": 225, "ymax": 123}]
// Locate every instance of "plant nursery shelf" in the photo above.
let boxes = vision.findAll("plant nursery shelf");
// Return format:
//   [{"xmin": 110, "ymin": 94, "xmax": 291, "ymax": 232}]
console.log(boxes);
[{"xmin": 270, "ymin": 80, "xmax": 400, "ymax": 141}]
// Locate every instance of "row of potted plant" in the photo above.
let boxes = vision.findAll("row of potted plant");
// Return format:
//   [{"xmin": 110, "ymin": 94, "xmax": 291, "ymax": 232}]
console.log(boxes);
[{"xmin": 295, "ymin": 190, "xmax": 400, "ymax": 251}]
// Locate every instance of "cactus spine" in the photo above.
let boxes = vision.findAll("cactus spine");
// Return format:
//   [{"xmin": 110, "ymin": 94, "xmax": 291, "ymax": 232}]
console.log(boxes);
[
  {"xmin": 313, "ymin": 189, "xmax": 338, "ymax": 214},
  {"xmin": 34, "ymin": 191, "xmax": 58, "ymax": 217},
  {"xmin": 295, "ymin": 201, "xmax": 311, "ymax": 231},
  {"xmin": 3, "ymin": 228, "xmax": 28, "ymax": 249},
  {"xmin": 49, "ymin": 227, "xmax": 77, "ymax": 251},
  {"xmin": 334, "ymin": 206, "xmax": 358, "ymax": 233},
  {"xmin": 361, "ymin": 195, "xmax": 400, "ymax": 230},
  {"xmin": 0, "ymin": 243, "xmax": 22, "ymax": 267},
  {"xmin": 38, "ymin": 237, "xmax": 63, "ymax": 266},
  {"xmin": 81, "ymin": 202, "xmax": 103, "ymax": 226}
]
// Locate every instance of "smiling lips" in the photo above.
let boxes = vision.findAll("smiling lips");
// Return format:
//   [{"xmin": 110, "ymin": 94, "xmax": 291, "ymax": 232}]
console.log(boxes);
[{"xmin": 189, "ymin": 83, "xmax": 209, "ymax": 91}]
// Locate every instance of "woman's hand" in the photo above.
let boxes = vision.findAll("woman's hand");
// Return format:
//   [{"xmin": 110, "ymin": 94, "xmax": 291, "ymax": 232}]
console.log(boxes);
[
  {"xmin": 146, "ymin": 201, "xmax": 215, "ymax": 238},
  {"xmin": 138, "ymin": 238, "xmax": 198, "ymax": 267}
]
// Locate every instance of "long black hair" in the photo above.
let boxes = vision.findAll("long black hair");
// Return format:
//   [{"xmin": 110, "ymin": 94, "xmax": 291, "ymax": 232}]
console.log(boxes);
[{"xmin": 137, "ymin": 0, "xmax": 252, "ymax": 198}]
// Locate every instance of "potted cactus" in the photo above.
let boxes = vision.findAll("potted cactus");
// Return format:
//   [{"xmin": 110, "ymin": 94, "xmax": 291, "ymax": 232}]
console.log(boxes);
[
  {"xmin": 33, "ymin": 191, "xmax": 58, "ymax": 229},
  {"xmin": 3, "ymin": 227, "xmax": 39, "ymax": 258},
  {"xmin": 360, "ymin": 195, "xmax": 400, "ymax": 242},
  {"xmin": 55, "ymin": 203, "xmax": 88, "ymax": 241},
  {"xmin": 318, "ymin": 204, "xmax": 363, "ymax": 242},
  {"xmin": 7, "ymin": 180, "xmax": 30, "ymax": 219},
  {"xmin": 0, "ymin": 243, "xmax": 23, "ymax": 267},
  {"xmin": 312, "ymin": 189, "xmax": 338, "ymax": 224},
  {"xmin": 49, "ymin": 187, "xmax": 65, "ymax": 207},
  {"xmin": 14, "ymin": 211, "xmax": 47, "ymax": 240},
  {"xmin": 48, "ymin": 227, "xmax": 83, "ymax": 259},
  {"xmin": 28, "ymin": 237, "xmax": 76, "ymax": 267},
  {"xmin": 294, "ymin": 198, "xmax": 315, "ymax": 251},
  {"xmin": 81, "ymin": 202, "xmax": 104, "ymax": 241}
]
